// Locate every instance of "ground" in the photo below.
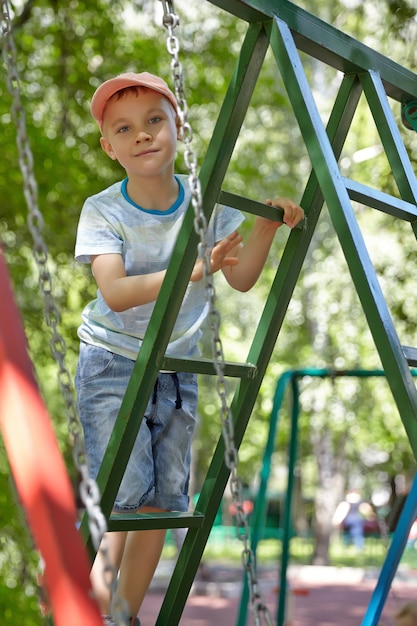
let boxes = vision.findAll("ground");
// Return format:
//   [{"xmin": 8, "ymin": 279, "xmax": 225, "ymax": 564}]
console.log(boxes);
[{"xmin": 139, "ymin": 559, "xmax": 417, "ymax": 625}]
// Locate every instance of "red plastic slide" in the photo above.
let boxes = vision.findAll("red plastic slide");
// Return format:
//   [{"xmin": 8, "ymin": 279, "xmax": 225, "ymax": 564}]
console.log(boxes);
[{"xmin": 0, "ymin": 244, "xmax": 103, "ymax": 626}]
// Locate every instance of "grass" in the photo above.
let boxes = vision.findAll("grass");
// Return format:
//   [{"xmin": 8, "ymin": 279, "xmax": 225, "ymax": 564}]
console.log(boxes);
[{"xmin": 163, "ymin": 526, "xmax": 417, "ymax": 571}]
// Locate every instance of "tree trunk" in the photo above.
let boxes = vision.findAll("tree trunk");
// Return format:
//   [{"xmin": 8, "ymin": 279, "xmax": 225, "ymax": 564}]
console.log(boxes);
[
  {"xmin": 312, "ymin": 482, "xmax": 339, "ymax": 564},
  {"xmin": 311, "ymin": 412, "xmax": 347, "ymax": 565}
]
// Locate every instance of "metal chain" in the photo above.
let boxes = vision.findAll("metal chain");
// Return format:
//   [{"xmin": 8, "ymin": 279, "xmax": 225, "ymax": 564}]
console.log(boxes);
[
  {"xmin": 160, "ymin": 3, "xmax": 273, "ymax": 624},
  {"xmin": 1, "ymin": 3, "xmax": 130, "ymax": 624}
]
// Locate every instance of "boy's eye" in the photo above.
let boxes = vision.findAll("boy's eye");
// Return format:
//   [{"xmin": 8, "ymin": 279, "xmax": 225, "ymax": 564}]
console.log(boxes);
[
  {"xmin": 117, "ymin": 125, "xmax": 130, "ymax": 133},
  {"xmin": 149, "ymin": 116, "xmax": 162, "ymax": 125}
]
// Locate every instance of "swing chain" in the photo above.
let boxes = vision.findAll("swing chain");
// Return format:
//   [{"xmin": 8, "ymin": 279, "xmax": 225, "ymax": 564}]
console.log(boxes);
[
  {"xmin": 160, "ymin": 4, "xmax": 272, "ymax": 625},
  {"xmin": 2, "ymin": 0, "xmax": 86, "ymax": 516},
  {"xmin": 1, "ymin": 4, "xmax": 131, "ymax": 624}
]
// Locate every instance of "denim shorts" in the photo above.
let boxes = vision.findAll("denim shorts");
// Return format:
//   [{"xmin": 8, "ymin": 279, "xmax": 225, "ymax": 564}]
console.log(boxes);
[{"xmin": 75, "ymin": 342, "xmax": 198, "ymax": 513}]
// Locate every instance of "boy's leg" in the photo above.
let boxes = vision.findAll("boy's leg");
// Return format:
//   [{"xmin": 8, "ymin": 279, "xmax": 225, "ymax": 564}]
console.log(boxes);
[
  {"xmin": 117, "ymin": 507, "xmax": 167, "ymax": 618},
  {"xmin": 90, "ymin": 530, "xmax": 127, "ymax": 614}
]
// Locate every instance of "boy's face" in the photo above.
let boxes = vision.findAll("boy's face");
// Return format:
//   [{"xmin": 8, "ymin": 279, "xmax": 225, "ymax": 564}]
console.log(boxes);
[{"xmin": 100, "ymin": 88, "xmax": 180, "ymax": 179}]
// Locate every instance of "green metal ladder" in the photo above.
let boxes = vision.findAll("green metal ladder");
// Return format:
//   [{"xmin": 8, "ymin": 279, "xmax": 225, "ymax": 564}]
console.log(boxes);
[{"xmin": 81, "ymin": 1, "xmax": 417, "ymax": 624}]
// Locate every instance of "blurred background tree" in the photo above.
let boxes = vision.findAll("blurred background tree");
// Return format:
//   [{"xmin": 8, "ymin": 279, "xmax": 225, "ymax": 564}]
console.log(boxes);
[{"xmin": 1, "ymin": 0, "xmax": 417, "ymax": 622}]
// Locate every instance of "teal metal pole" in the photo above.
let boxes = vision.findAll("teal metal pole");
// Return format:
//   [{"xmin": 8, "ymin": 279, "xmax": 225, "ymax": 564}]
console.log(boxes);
[
  {"xmin": 236, "ymin": 371, "xmax": 294, "ymax": 626},
  {"xmin": 361, "ymin": 473, "xmax": 417, "ymax": 626},
  {"xmin": 277, "ymin": 375, "xmax": 300, "ymax": 626}
]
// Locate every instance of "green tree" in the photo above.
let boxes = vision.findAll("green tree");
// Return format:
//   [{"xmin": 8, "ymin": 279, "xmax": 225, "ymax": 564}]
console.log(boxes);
[{"xmin": 2, "ymin": 0, "xmax": 417, "ymax": 620}]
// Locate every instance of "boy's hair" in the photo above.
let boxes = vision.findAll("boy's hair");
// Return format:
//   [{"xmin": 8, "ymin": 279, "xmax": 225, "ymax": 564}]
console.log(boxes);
[
  {"xmin": 91, "ymin": 71, "xmax": 178, "ymax": 132},
  {"xmin": 105, "ymin": 85, "xmax": 167, "ymax": 110}
]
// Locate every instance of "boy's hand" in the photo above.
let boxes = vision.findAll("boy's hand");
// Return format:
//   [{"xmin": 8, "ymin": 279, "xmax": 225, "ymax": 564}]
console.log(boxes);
[
  {"xmin": 190, "ymin": 230, "xmax": 242, "ymax": 282},
  {"xmin": 265, "ymin": 197, "xmax": 304, "ymax": 229}
]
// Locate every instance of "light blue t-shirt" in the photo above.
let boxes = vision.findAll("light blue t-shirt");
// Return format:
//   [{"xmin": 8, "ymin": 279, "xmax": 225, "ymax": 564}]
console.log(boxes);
[{"xmin": 75, "ymin": 174, "xmax": 244, "ymax": 360}]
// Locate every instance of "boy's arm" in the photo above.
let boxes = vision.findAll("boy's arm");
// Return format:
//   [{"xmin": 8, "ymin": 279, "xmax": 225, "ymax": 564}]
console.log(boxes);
[
  {"xmin": 91, "ymin": 253, "xmax": 166, "ymax": 311},
  {"xmin": 91, "ymin": 231, "xmax": 242, "ymax": 312},
  {"xmin": 221, "ymin": 197, "xmax": 304, "ymax": 292}
]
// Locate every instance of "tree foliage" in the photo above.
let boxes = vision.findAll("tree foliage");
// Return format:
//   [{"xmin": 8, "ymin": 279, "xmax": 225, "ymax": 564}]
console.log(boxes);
[{"xmin": 2, "ymin": 0, "xmax": 417, "ymax": 620}]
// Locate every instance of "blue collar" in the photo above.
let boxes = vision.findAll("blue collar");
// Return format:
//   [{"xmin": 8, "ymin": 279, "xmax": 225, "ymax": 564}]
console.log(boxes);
[{"xmin": 121, "ymin": 176, "xmax": 184, "ymax": 215}]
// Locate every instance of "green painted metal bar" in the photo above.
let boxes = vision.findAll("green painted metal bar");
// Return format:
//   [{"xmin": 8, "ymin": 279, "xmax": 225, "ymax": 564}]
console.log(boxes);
[
  {"xmin": 271, "ymin": 17, "xmax": 417, "ymax": 459},
  {"xmin": 162, "ymin": 355, "xmax": 257, "ymax": 378},
  {"xmin": 218, "ymin": 190, "xmax": 305, "ymax": 229},
  {"xmin": 359, "ymin": 70, "xmax": 417, "ymax": 205},
  {"xmin": 235, "ymin": 74, "xmax": 361, "ymax": 626},
  {"xmin": 357, "ymin": 70, "xmax": 417, "ymax": 241},
  {"xmin": 240, "ymin": 50, "xmax": 365, "ymax": 626},
  {"xmin": 108, "ymin": 511, "xmax": 204, "ymax": 532},
  {"xmin": 403, "ymin": 346, "xmax": 417, "ymax": 367},
  {"xmin": 243, "ymin": 54, "xmax": 358, "ymax": 384},
  {"xmin": 326, "ymin": 74, "xmax": 363, "ymax": 159},
  {"xmin": 211, "ymin": 0, "xmax": 417, "ymax": 102},
  {"xmin": 208, "ymin": 0, "xmax": 267, "ymax": 22},
  {"xmin": 198, "ymin": 22, "xmax": 272, "ymax": 207},
  {"xmin": 155, "ymin": 21, "xmax": 273, "ymax": 626},
  {"xmin": 235, "ymin": 66, "xmax": 364, "ymax": 626},
  {"xmin": 344, "ymin": 178, "xmax": 417, "ymax": 222}
]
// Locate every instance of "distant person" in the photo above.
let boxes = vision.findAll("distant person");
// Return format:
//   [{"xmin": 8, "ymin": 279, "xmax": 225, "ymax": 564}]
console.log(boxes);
[
  {"xmin": 395, "ymin": 602, "xmax": 417, "ymax": 626},
  {"xmin": 332, "ymin": 489, "xmax": 373, "ymax": 550}
]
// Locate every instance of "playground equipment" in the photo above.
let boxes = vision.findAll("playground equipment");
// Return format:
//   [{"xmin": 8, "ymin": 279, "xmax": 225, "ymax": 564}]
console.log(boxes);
[
  {"xmin": 2, "ymin": 0, "xmax": 417, "ymax": 624},
  {"xmin": 0, "ymin": 249, "xmax": 103, "ymax": 626},
  {"xmin": 240, "ymin": 369, "xmax": 417, "ymax": 626}
]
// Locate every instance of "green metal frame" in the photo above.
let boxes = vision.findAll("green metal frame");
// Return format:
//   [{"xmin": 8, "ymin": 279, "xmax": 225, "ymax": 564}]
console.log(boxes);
[{"xmin": 79, "ymin": 1, "xmax": 417, "ymax": 624}]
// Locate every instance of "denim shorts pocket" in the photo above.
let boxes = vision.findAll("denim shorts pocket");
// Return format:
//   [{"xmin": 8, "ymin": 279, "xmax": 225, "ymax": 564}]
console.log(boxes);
[{"xmin": 76, "ymin": 342, "xmax": 119, "ymax": 386}]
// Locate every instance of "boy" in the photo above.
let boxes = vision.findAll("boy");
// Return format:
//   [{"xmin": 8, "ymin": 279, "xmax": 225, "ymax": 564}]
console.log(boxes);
[{"xmin": 74, "ymin": 71, "xmax": 304, "ymax": 625}]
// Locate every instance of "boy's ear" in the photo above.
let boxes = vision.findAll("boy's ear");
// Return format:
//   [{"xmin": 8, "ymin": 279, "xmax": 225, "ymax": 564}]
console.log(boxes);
[
  {"xmin": 100, "ymin": 136, "xmax": 117, "ymax": 160},
  {"xmin": 175, "ymin": 115, "xmax": 182, "ymax": 140}
]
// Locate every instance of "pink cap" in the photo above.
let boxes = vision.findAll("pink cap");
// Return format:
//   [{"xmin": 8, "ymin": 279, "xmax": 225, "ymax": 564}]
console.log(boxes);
[{"xmin": 90, "ymin": 71, "xmax": 178, "ymax": 132}]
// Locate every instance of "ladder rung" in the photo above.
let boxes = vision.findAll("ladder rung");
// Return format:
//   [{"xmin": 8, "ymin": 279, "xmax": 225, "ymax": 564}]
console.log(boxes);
[
  {"xmin": 162, "ymin": 355, "xmax": 257, "ymax": 379},
  {"xmin": 108, "ymin": 511, "xmax": 205, "ymax": 532},
  {"xmin": 402, "ymin": 345, "xmax": 417, "ymax": 367},
  {"xmin": 218, "ymin": 190, "xmax": 306, "ymax": 230},
  {"xmin": 344, "ymin": 177, "xmax": 417, "ymax": 222}
]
